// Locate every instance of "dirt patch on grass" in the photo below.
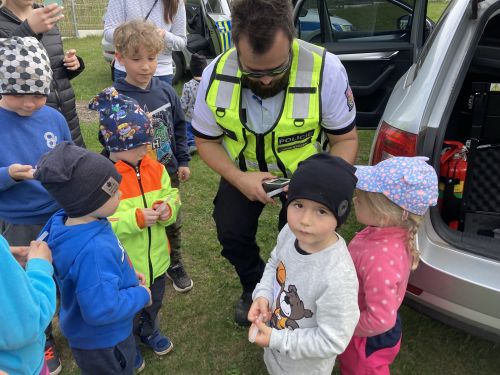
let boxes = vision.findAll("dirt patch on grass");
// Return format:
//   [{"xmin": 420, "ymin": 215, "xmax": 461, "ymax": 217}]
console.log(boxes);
[{"xmin": 76, "ymin": 100, "xmax": 98, "ymax": 123}]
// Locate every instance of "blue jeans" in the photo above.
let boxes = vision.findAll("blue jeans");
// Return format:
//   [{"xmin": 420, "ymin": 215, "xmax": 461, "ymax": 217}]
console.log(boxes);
[
  {"xmin": 186, "ymin": 121, "xmax": 195, "ymax": 147},
  {"xmin": 113, "ymin": 69, "xmax": 173, "ymax": 86}
]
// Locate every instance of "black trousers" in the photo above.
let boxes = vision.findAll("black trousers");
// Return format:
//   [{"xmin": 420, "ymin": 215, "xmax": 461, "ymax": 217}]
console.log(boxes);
[
  {"xmin": 213, "ymin": 178, "xmax": 287, "ymax": 293},
  {"xmin": 133, "ymin": 273, "xmax": 167, "ymax": 340},
  {"xmin": 166, "ymin": 173, "xmax": 183, "ymax": 265}
]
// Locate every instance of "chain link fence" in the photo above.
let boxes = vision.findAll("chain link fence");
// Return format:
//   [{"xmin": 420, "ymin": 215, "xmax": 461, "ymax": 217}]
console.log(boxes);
[{"xmin": 36, "ymin": 0, "xmax": 107, "ymax": 38}]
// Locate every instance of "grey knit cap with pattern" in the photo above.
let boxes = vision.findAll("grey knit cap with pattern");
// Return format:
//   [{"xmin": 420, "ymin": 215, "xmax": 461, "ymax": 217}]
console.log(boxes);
[{"xmin": 0, "ymin": 36, "xmax": 52, "ymax": 95}]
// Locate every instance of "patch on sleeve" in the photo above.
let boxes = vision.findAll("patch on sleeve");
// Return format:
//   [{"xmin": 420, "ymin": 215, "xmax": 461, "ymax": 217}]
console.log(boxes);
[{"xmin": 345, "ymin": 81, "xmax": 355, "ymax": 112}]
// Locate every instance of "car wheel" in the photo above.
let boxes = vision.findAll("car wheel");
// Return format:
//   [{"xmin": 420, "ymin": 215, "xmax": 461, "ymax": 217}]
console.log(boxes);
[{"xmin": 172, "ymin": 51, "xmax": 185, "ymax": 85}]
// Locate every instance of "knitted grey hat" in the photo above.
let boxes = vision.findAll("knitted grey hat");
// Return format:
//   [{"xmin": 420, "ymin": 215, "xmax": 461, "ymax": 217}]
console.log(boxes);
[
  {"xmin": 0, "ymin": 37, "xmax": 52, "ymax": 95},
  {"xmin": 34, "ymin": 142, "xmax": 122, "ymax": 218}
]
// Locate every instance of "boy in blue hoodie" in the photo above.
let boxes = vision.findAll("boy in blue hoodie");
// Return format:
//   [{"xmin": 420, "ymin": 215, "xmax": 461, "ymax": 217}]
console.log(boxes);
[
  {"xmin": 0, "ymin": 235, "xmax": 56, "ymax": 375},
  {"xmin": 34, "ymin": 143, "xmax": 152, "ymax": 375}
]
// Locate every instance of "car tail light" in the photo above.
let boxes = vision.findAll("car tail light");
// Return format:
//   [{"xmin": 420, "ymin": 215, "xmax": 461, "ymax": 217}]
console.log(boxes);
[{"xmin": 371, "ymin": 121, "xmax": 417, "ymax": 165}]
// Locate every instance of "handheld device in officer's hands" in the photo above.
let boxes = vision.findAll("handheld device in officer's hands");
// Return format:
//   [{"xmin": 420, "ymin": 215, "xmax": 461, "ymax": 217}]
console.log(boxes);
[{"xmin": 262, "ymin": 178, "xmax": 290, "ymax": 198}]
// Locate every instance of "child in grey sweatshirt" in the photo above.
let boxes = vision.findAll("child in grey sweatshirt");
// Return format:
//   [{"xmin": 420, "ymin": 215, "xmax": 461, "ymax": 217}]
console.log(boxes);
[{"xmin": 248, "ymin": 154, "xmax": 360, "ymax": 375}]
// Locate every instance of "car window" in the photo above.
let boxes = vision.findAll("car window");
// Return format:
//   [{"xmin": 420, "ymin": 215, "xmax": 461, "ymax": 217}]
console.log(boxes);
[
  {"xmin": 297, "ymin": 0, "xmax": 416, "ymax": 44},
  {"xmin": 205, "ymin": 0, "xmax": 224, "ymax": 14},
  {"xmin": 411, "ymin": 4, "xmax": 450, "ymax": 81}
]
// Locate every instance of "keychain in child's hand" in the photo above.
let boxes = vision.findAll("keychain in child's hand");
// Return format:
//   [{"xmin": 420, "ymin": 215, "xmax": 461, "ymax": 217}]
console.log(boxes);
[
  {"xmin": 154, "ymin": 201, "xmax": 171, "ymax": 220},
  {"xmin": 248, "ymin": 313, "xmax": 264, "ymax": 343}
]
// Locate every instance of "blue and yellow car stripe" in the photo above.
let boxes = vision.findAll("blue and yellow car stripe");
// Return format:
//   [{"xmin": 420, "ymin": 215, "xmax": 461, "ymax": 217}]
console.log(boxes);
[{"xmin": 215, "ymin": 20, "xmax": 232, "ymax": 52}]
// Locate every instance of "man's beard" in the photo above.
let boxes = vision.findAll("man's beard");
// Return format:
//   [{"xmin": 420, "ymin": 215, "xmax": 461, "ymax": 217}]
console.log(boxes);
[{"xmin": 241, "ymin": 69, "xmax": 290, "ymax": 99}]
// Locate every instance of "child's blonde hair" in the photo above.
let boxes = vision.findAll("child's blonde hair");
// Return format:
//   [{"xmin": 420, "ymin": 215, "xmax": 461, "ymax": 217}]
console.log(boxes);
[
  {"xmin": 113, "ymin": 20, "xmax": 165, "ymax": 57},
  {"xmin": 356, "ymin": 189, "xmax": 423, "ymax": 270}
]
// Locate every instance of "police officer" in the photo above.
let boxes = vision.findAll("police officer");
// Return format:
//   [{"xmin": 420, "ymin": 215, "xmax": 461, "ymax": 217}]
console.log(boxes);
[{"xmin": 192, "ymin": 0, "xmax": 358, "ymax": 326}]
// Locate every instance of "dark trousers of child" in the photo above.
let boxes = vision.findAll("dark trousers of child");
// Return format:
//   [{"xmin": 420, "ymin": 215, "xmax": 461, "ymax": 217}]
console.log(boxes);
[
  {"xmin": 166, "ymin": 174, "xmax": 183, "ymax": 266},
  {"xmin": 212, "ymin": 178, "xmax": 287, "ymax": 293},
  {"xmin": 71, "ymin": 333, "xmax": 135, "ymax": 375},
  {"xmin": 133, "ymin": 273, "xmax": 167, "ymax": 340}
]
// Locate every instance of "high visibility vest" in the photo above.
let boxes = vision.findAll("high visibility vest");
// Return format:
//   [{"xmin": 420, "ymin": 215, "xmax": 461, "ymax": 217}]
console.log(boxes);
[{"xmin": 206, "ymin": 39, "xmax": 325, "ymax": 177}]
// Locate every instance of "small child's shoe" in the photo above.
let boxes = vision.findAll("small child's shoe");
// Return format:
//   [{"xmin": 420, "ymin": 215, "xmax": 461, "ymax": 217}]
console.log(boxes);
[
  {"xmin": 134, "ymin": 347, "xmax": 145, "ymax": 373},
  {"xmin": 141, "ymin": 331, "xmax": 173, "ymax": 356}
]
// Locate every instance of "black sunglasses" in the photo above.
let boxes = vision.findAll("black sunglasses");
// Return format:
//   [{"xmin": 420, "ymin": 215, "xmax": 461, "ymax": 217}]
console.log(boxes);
[{"xmin": 238, "ymin": 50, "xmax": 292, "ymax": 79}]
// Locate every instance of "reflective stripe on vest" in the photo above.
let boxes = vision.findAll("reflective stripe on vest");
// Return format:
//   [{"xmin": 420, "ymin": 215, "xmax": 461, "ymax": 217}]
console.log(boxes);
[{"xmin": 206, "ymin": 39, "xmax": 325, "ymax": 177}]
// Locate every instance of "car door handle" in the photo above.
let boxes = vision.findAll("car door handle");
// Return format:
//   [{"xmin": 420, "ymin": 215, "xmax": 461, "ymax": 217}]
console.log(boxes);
[
  {"xmin": 350, "ymin": 64, "xmax": 395, "ymax": 96},
  {"xmin": 338, "ymin": 51, "xmax": 399, "ymax": 61}
]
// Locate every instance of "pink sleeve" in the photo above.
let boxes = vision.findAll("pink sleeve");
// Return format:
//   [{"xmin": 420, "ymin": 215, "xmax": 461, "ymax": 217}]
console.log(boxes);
[{"xmin": 354, "ymin": 245, "xmax": 406, "ymax": 337}]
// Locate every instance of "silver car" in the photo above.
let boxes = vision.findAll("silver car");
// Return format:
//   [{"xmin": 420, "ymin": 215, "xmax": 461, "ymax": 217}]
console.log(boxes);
[{"xmin": 369, "ymin": 0, "xmax": 500, "ymax": 342}]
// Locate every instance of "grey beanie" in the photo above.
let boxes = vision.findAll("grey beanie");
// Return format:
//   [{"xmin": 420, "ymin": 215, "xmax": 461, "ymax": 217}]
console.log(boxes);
[
  {"xmin": 0, "ymin": 37, "xmax": 53, "ymax": 95},
  {"xmin": 34, "ymin": 142, "xmax": 122, "ymax": 218},
  {"xmin": 287, "ymin": 153, "xmax": 357, "ymax": 228}
]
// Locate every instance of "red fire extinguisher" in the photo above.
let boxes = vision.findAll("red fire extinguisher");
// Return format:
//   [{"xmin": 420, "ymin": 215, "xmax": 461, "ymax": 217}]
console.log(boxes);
[{"xmin": 438, "ymin": 141, "xmax": 468, "ymax": 230}]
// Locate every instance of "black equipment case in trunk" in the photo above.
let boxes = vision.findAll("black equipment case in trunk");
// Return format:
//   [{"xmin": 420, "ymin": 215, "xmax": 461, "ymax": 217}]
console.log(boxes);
[{"xmin": 459, "ymin": 82, "xmax": 500, "ymax": 237}]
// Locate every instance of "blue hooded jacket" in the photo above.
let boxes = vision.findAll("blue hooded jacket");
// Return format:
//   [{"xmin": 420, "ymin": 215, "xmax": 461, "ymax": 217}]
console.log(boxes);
[
  {"xmin": 41, "ymin": 210, "xmax": 150, "ymax": 350},
  {"xmin": 0, "ymin": 235, "xmax": 56, "ymax": 375}
]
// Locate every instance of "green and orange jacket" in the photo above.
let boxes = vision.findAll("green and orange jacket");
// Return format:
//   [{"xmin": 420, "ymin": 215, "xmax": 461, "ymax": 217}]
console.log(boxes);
[{"xmin": 109, "ymin": 155, "xmax": 180, "ymax": 287}]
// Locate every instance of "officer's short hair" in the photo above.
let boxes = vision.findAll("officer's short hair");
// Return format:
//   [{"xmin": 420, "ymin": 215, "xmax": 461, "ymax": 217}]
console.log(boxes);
[{"xmin": 231, "ymin": 0, "xmax": 295, "ymax": 54}]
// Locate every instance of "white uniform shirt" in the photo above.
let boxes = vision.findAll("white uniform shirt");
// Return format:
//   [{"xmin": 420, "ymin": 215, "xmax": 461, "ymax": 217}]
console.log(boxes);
[{"xmin": 192, "ymin": 50, "xmax": 356, "ymax": 137}]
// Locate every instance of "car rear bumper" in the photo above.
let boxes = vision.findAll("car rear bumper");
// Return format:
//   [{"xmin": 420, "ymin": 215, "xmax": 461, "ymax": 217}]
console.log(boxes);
[{"xmin": 406, "ymin": 215, "xmax": 500, "ymax": 341}]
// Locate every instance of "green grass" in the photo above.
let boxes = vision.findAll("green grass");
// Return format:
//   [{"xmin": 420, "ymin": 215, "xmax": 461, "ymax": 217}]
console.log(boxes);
[{"xmin": 60, "ymin": 29, "xmax": 500, "ymax": 374}]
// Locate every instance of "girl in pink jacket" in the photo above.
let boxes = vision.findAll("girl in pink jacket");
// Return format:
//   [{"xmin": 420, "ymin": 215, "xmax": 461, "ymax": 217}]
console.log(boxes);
[{"xmin": 338, "ymin": 157, "xmax": 438, "ymax": 375}]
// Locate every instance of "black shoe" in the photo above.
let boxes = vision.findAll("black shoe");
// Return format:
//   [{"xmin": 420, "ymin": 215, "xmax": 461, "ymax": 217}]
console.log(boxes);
[
  {"xmin": 167, "ymin": 263, "xmax": 193, "ymax": 292},
  {"xmin": 44, "ymin": 338, "xmax": 62, "ymax": 375},
  {"xmin": 234, "ymin": 292, "xmax": 253, "ymax": 326}
]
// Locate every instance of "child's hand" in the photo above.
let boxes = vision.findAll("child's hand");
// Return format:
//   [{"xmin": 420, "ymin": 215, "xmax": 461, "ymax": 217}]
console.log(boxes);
[
  {"xmin": 250, "ymin": 320, "xmax": 272, "ymax": 348},
  {"xmin": 8, "ymin": 164, "xmax": 35, "ymax": 181},
  {"xmin": 142, "ymin": 208, "xmax": 160, "ymax": 226},
  {"xmin": 248, "ymin": 296, "xmax": 271, "ymax": 323},
  {"xmin": 153, "ymin": 201, "xmax": 171, "ymax": 221},
  {"xmin": 63, "ymin": 49, "xmax": 80, "ymax": 71},
  {"xmin": 27, "ymin": 241, "xmax": 52, "ymax": 263},
  {"xmin": 136, "ymin": 271, "xmax": 146, "ymax": 285},
  {"xmin": 178, "ymin": 166, "xmax": 191, "ymax": 182},
  {"xmin": 10, "ymin": 245, "xmax": 30, "ymax": 267},
  {"xmin": 140, "ymin": 285, "xmax": 152, "ymax": 307}
]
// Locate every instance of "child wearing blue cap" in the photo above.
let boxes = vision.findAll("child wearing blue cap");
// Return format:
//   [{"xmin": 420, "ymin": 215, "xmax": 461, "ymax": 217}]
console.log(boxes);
[
  {"xmin": 89, "ymin": 87, "xmax": 181, "ymax": 372},
  {"xmin": 338, "ymin": 156, "xmax": 438, "ymax": 375}
]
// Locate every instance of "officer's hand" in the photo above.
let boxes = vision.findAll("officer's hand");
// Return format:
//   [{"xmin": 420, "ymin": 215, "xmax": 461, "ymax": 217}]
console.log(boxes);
[{"xmin": 235, "ymin": 172, "xmax": 276, "ymax": 204}]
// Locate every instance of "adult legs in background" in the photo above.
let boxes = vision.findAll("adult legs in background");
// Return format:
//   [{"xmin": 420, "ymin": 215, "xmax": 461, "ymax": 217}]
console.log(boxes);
[
  {"xmin": 166, "ymin": 174, "xmax": 194, "ymax": 292},
  {"xmin": 157, "ymin": 74, "xmax": 173, "ymax": 86},
  {"xmin": 212, "ymin": 178, "xmax": 287, "ymax": 326}
]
